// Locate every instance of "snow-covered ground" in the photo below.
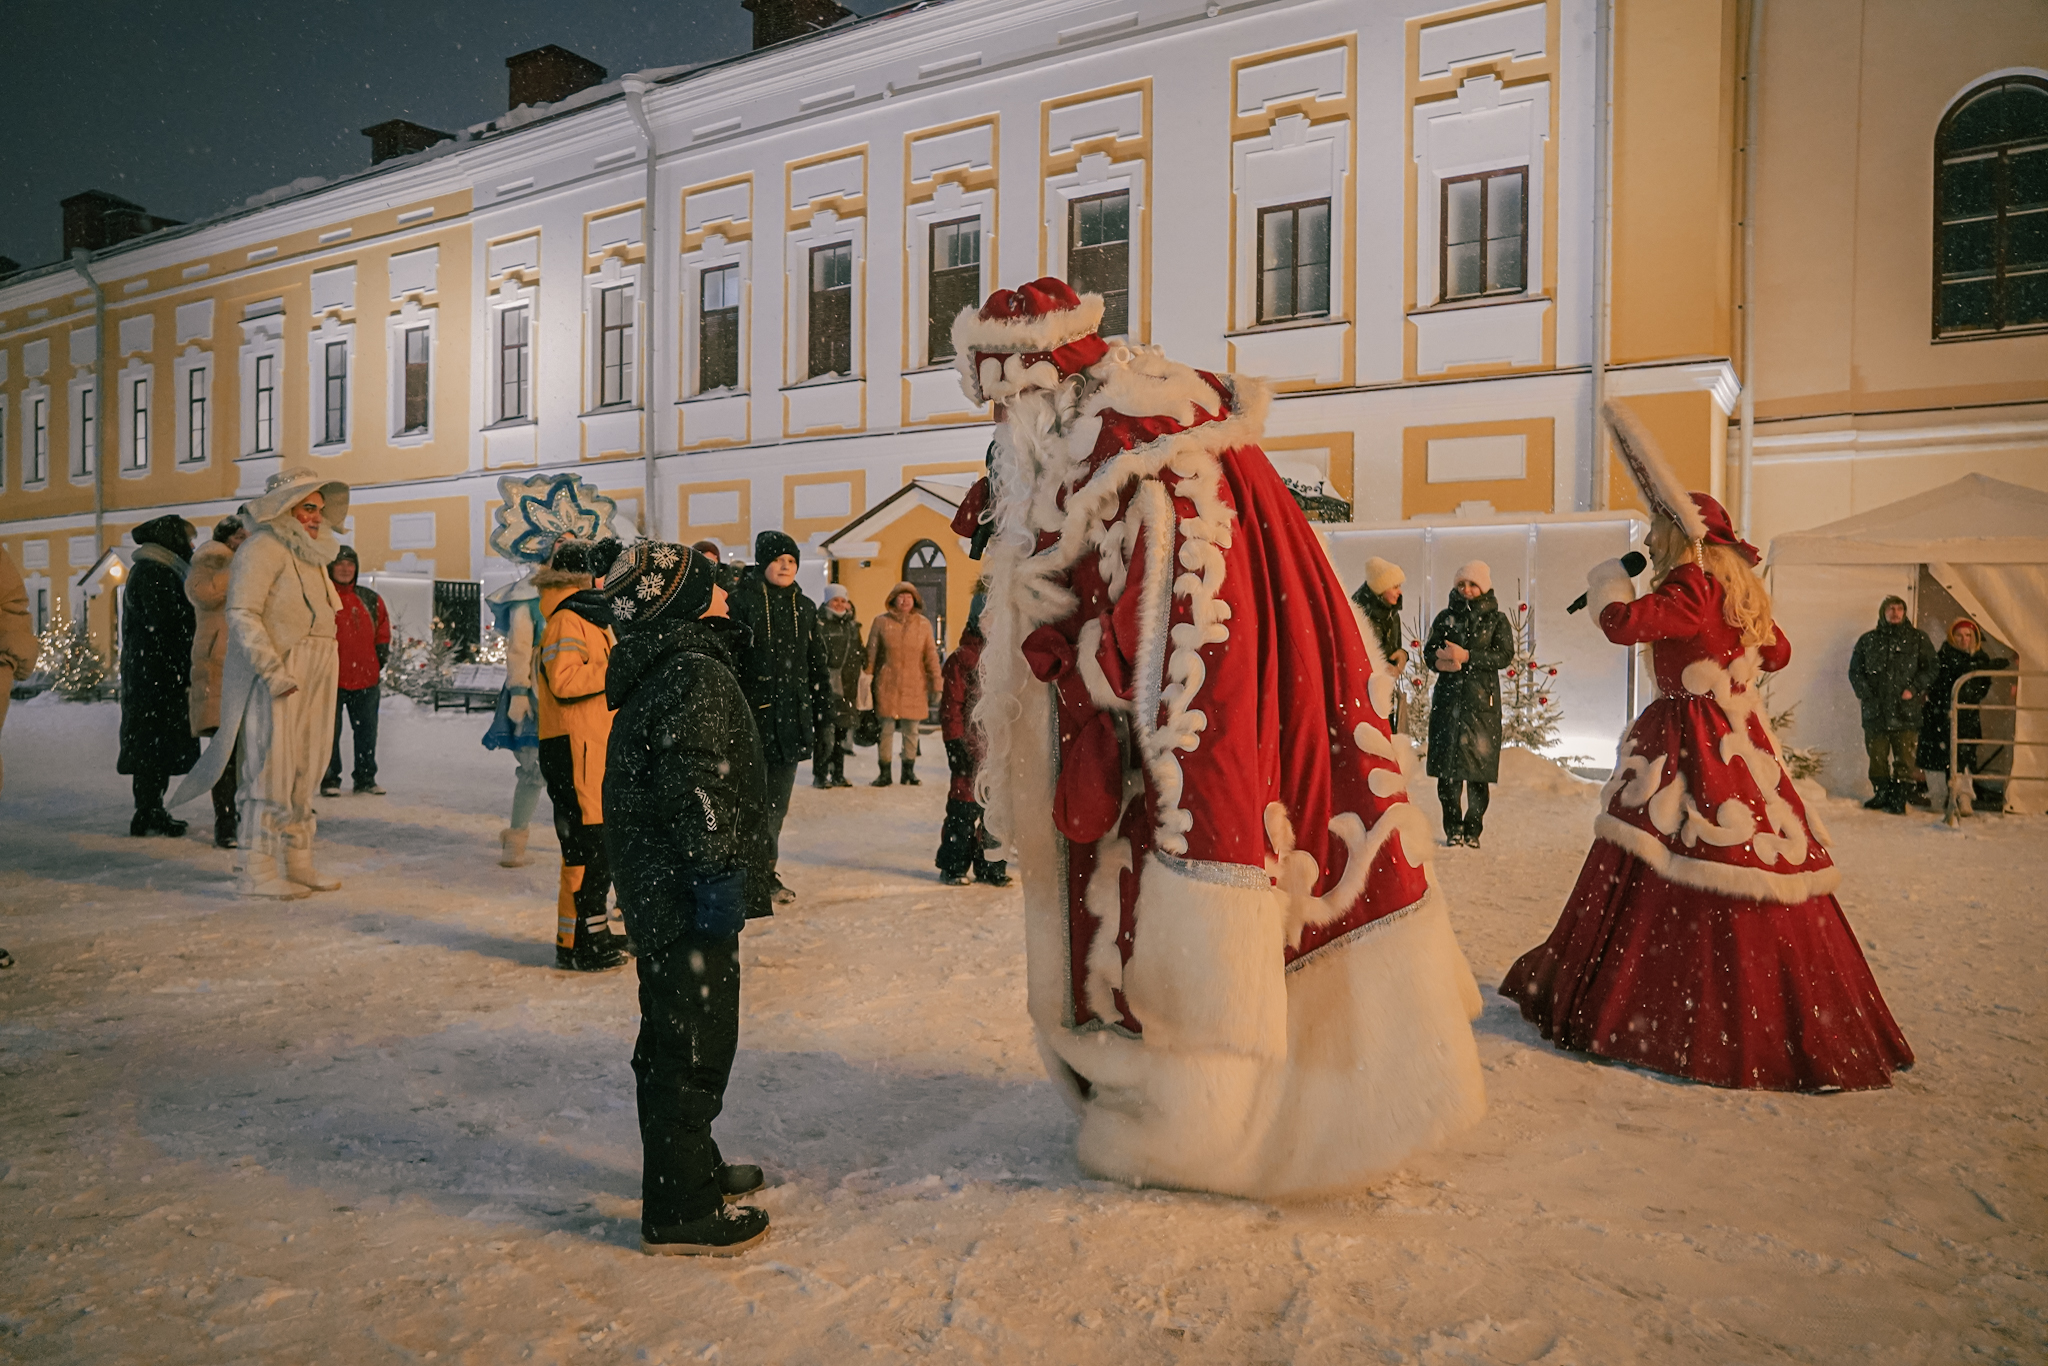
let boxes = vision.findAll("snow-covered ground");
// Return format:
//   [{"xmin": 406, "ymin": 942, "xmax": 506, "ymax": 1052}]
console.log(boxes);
[{"xmin": 0, "ymin": 695, "xmax": 2041, "ymax": 1365}]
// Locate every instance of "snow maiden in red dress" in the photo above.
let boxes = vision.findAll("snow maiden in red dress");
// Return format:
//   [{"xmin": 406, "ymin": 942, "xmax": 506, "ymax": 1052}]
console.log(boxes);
[
  {"xmin": 953, "ymin": 279, "xmax": 1486, "ymax": 1198},
  {"xmin": 1499, "ymin": 404, "xmax": 1912, "ymax": 1092}
]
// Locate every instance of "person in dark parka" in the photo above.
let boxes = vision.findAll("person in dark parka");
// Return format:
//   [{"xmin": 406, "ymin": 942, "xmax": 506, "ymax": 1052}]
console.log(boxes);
[
  {"xmin": 119, "ymin": 515, "xmax": 202, "ymax": 836},
  {"xmin": 936, "ymin": 602, "xmax": 1008, "ymax": 886},
  {"xmin": 1849, "ymin": 594, "xmax": 1938, "ymax": 813},
  {"xmin": 599, "ymin": 541, "xmax": 772, "ymax": 1257},
  {"xmin": 1424, "ymin": 560, "xmax": 1515, "ymax": 848},
  {"xmin": 729, "ymin": 529, "xmax": 830, "ymax": 903},
  {"xmin": 1917, "ymin": 616, "xmax": 2010, "ymax": 813},
  {"xmin": 813, "ymin": 583, "xmax": 862, "ymax": 788}
]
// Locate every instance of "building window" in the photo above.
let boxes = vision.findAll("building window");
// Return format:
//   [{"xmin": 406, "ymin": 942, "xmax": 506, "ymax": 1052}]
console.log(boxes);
[
  {"xmin": 76, "ymin": 387, "xmax": 95, "ymax": 478},
  {"xmin": 1440, "ymin": 167, "xmax": 1527, "ymax": 302},
  {"xmin": 30, "ymin": 398, "xmax": 48, "ymax": 483},
  {"xmin": 928, "ymin": 219, "xmax": 982, "ymax": 361},
  {"xmin": 1935, "ymin": 76, "xmax": 2048, "ymax": 338},
  {"xmin": 322, "ymin": 341, "xmax": 349, "ymax": 445},
  {"xmin": 401, "ymin": 326, "xmax": 430, "ymax": 433},
  {"xmin": 1257, "ymin": 200, "xmax": 1332, "ymax": 324},
  {"xmin": 700, "ymin": 265, "xmax": 741, "ymax": 391},
  {"xmin": 808, "ymin": 243, "xmax": 853, "ymax": 378},
  {"xmin": 598, "ymin": 284, "xmax": 636, "ymax": 407},
  {"xmin": 1068, "ymin": 193, "xmax": 1130, "ymax": 337},
  {"xmin": 254, "ymin": 354, "xmax": 276, "ymax": 452},
  {"xmin": 499, "ymin": 307, "xmax": 530, "ymax": 420},
  {"xmin": 129, "ymin": 378, "xmax": 149, "ymax": 470},
  {"xmin": 32, "ymin": 585, "xmax": 49, "ymax": 634},
  {"xmin": 183, "ymin": 369, "xmax": 208, "ymax": 465}
]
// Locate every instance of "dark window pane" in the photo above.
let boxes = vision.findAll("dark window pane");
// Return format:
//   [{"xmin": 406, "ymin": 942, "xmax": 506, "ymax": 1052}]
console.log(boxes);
[
  {"xmin": 1940, "ymin": 154, "xmax": 1999, "ymax": 219},
  {"xmin": 1301, "ymin": 259, "xmax": 1330, "ymax": 316},
  {"xmin": 1445, "ymin": 178, "xmax": 1481, "ymax": 247},
  {"xmin": 1446, "ymin": 241, "xmax": 1482, "ymax": 299},
  {"xmin": 809, "ymin": 244, "xmax": 853, "ymax": 378},
  {"xmin": 1486, "ymin": 171, "xmax": 1524, "ymax": 238},
  {"xmin": 403, "ymin": 328, "xmax": 429, "ymax": 432},
  {"xmin": 1944, "ymin": 83, "xmax": 2048, "ymax": 153},
  {"xmin": 1487, "ymin": 235, "xmax": 1523, "ymax": 293},
  {"xmin": 1070, "ymin": 194, "xmax": 1130, "ymax": 335},
  {"xmin": 1262, "ymin": 210, "xmax": 1295, "ymax": 272},
  {"xmin": 2010, "ymin": 146, "xmax": 2048, "ymax": 212},
  {"xmin": 1941, "ymin": 217, "xmax": 1998, "ymax": 275},
  {"xmin": 1298, "ymin": 202, "xmax": 1329, "ymax": 268},
  {"xmin": 2006, "ymin": 269, "xmax": 2048, "ymax": 325},
  {"xmin": 1939, "ymin": 278, "xmax": 1996, "ymax": 331},
  {"xmin": 2009, "ymin": 209, "xmax": 2048, "ymax": 270}
]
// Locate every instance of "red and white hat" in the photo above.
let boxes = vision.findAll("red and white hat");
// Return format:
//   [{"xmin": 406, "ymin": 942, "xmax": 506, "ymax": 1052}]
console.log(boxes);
[{"xmin": 951, "ymin": 276, "xmax": 1109, "ymax": 406}]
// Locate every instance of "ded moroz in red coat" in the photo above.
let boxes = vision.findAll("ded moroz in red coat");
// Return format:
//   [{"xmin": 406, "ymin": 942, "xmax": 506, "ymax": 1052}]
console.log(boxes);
[
  {"xmin": 957, "ymin": 279, "xmax": 1485, "ymax": 1200},
  {"xmin": 1501, "ymin": 510, "xmax": 1913, "ymax": 1092}
]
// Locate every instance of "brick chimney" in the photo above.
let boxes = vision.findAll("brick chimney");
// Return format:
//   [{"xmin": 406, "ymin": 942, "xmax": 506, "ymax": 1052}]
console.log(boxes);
[
  {"xmin": 60, "ymin": 191, "xmax": 183, "ymax": 256},
  {"xmin": 506, "ymin": 45, "xmax": 608, "ymax": 109},
  {"xmin": 742, "ymin": 0, "xmax": 854, "ymax": 50},
  {"xmin": 361, "ymin": 119, "xmax": 455, "ymax": 166}
]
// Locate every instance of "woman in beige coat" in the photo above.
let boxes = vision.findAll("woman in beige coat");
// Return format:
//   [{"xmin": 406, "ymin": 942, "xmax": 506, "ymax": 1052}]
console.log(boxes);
[
  {"xmin": 864, "ymin": 580, "xmax": 942, "ymax": 786},
  {"xmin": 187, "ymin": 515, "xmax": 248, "ymax": 847}
]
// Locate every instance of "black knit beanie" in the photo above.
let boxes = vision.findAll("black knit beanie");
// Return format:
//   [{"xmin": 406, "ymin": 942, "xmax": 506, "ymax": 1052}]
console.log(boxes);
[{"xmin": 754, "ymin": 529, "xmax": 800, "ymax": 567}]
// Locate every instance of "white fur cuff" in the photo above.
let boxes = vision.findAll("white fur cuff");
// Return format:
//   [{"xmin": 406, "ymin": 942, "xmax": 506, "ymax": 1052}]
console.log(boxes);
[{"xmin": 1585, "ymin": 558, "xmax": 1637, "ymax": 616}]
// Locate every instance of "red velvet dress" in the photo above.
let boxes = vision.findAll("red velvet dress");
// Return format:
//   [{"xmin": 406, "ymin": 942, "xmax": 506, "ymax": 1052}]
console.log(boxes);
[{"xmin": 1499, "ymin": 564, "xmax": 1913, "ymax": 1092}]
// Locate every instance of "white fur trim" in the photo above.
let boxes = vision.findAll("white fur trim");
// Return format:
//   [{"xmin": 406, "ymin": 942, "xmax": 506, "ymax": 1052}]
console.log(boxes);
[
  {"xmin": 1073, "ymin": 617, "xmax": 1129, "ymax": 714},
  {"xmin": 951, "ymin": 294, "xmax": 1106, "ymax": 404},
  {"xmin": 1265, "ymin": 801, "xmax": 1433, "ymax": 951},
  {"xmin": 1352, "ymin": 719, "xmax": 1397, "ymax": 762},
  {"xmin": 1082, "ymin": 835, "xmax": 1132, "ymax": 1022},
  {"xmin": 1051, "ymin": 887, "xmax": 1486, "ymax": 1200},
  {"xmin": 1603, "ymin": 401, "xmax": 1708, "ymax": 542},
  {"xmin": 1594, "ymin": 814, "xmax": 1843, "ymax": 902},
  {"xmin": 1585, "ymin": 558, "xmax": 1638, "ymax": 616},
  {"xmin": 1120, "ymin": 850, "xmax": 1289, "ymax": 1061}
]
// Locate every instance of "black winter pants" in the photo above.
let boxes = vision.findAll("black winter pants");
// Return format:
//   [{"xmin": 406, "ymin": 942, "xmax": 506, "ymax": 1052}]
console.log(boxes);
[
  {"xmin": 131, "ymin": 770, "xmax": 170, "ymax": 816},
  {"xmin": 936, "ymin": 798, "xmax": 1003, "ymax": 879},
  {"xmin": 633, "ymin": 935, "xmax": 742, "ymax": 1226},
  {"xmin": 762, "ymin": 759, "xmax": 798, "ymax": 881},
  {"xmin": 1438, "ymin": 777, "xmax": 1491, "ymax": 839},
  {"xmin": 324, "ymin": 685, "xmax": 380, "ymax": 789},
  {"xmin": 539, "ymin": 736, "xmax": 610, "ymax": 949}
]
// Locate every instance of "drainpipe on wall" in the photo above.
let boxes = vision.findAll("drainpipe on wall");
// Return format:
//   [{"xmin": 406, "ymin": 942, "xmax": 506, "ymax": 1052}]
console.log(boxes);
[
  {"xmin": 70, "ymin": 248, "xmax": 108, "ymax": 553},
  {"xmin": 622, "ymin": 78, "xmax": 662, "ymax": 542},
  {"xmin": 1738, "ymin": 0, "xmax": 1764, "ymax": 541},
  {"xmin": 1590, "ymin": 0, "xmax": 1614, "ymax": 513}
]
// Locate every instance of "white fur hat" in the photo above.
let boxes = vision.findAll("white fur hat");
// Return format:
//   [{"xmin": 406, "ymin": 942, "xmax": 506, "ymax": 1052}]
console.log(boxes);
[
  {"xmin": 1363, "ymin": 556, "xmax": 1405, "ymax": 595},
  {"xmin": 1454, "ymin": 560, "xmax": 1492, "ymax": 593}
]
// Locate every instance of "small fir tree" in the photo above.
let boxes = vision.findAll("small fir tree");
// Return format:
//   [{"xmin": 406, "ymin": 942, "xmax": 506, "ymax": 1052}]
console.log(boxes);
[
  {"xmin": 35, "ymin": 613, "xmax": 111, "ymax": 701},
  {"xmin": 1399, "ymin": 605, "xmax": 1433, "ymax": 751},
  {"xmin": 1501, "ymin": 595, "xmax": 1566, "ymax": 754},
  {"xmin": 1758, "ymin": 675, "xmax": 1827, "ymax": 781},
  {"xmin": 382, "ymin": 625, "xmax": 459, "ymax": 702}
]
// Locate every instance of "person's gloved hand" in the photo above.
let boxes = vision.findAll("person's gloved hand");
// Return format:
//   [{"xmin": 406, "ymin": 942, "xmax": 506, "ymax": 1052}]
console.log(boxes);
[
  {"xmin": 507, "ymin": 694, "xmax": 531, "ymax": 725},
  {"xmin": 690, "ymin": 867, "xmax": 748, "ymax": 937},
  {"xmin": 945, "ymin": 737, "xmax": 971, "ymax": 775}
]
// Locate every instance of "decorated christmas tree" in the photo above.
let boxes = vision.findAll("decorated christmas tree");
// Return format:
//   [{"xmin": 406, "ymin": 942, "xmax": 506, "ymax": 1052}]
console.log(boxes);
[
  {"xmin": 1398, "ymin": 605, "xmax": 1433, "ymax": 749},
  {"xmin": 1501, "ymin": 595, "xmax": 1565, "ymax": 754},
  {"xmin": 382, "ymin": 625, "xmax": 459, "ymax": 702},
  {"xmin": 34, "ymin": 613, "xmax": 111, "ymax": 701}
]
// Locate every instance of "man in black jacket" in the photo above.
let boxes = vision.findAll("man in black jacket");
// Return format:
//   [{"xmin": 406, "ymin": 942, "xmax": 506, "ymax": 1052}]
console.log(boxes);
[
  {"xmin": 1849, "ymin": 595, "xmax": 1938, "ymax": 814},
  {"xmin": 729, "ymin": 529, "xmax": 830, "ymax": 905},
  {"xmin": 601, "ymin": 541, "xmax": 773, "ymax": 1256}
]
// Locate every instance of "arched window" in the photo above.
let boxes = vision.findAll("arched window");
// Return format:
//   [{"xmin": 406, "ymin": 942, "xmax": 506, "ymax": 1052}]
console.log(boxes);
[
  {"xmin": 1935, "ymin": 75, "xmax": 2048, "ymax": 338},
  {"xmin": 903, "ymin": 539, "xmax": 948, "ymax": 647}
]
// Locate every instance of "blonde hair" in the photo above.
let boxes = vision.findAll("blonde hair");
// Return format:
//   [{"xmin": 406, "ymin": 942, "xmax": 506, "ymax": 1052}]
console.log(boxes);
[{"xmin": 1703, "ymin": 543, "xmax": 1774, "ymax": 647}]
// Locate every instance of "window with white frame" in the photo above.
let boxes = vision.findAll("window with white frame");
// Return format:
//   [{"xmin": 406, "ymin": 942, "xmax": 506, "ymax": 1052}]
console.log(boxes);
[
  {"xmin": 127, "ymin": 375, "xmax": 149, "ymax": 471},
  {"xmin": 182, "ymin": 365, "xmax": 208, "ymax": 464},
  {"xmin": 31, "ymin": 582, "xmax": 50, "ymax": 634},
  {"xmin": 29, "ymin": 396, "xmax": 49, "ymax": 484},
  {"xmin": 808, "ymin": 243, "xmax": 853, "ymax": 378},
  {"xmin": 1258, "ymin": 200, "xmax": 1332, "ymax": 323},
  {"xmin": 321, "ymin": 341, "xmax": 349, "ymax": 445},
  {"xmin": 927, "ymin": 219, "xmax": 981, "ymax": 361},
  {"xmin": 1068, "ymin": 193, "xmax": 1130, "ymax": 338},
  {"xmin": 597, "ymin": 284, "xmax": 636, "ymax": 407},
  {"xmin": 253, "ymin": 354, "xmax": 277, "ymax": 453},
  {"xmin": 73, "ymin": 385, "xmax": 95, "ymax": 479},
  {"xmin": 400, "ymin": 325, "xmax": 429, "ymax": 433},
  {"xmin": 699, "ymin": 265, "xmax": 741, "ymax": 392},
  {"xmin": 498, "ymin": 304, "xmax": 531, "ymax": 421}
]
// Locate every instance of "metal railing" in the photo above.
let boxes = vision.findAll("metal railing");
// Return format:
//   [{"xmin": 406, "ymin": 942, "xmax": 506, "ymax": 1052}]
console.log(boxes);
[{"xmin": 1943, "ymin": 669, "xmax": 2046, "ymax": 826}]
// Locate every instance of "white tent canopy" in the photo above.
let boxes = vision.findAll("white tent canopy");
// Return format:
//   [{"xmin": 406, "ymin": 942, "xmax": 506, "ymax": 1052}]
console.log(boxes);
[{"xmin": 1768, "ymin": 474, "xmax": 2048, "ymax": 807}]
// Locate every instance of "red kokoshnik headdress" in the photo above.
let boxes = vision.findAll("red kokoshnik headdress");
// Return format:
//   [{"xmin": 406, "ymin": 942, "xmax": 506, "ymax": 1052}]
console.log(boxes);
[{"xmin": 1603, "ymin": 400, "xmax": 1761, "ymax": 565}]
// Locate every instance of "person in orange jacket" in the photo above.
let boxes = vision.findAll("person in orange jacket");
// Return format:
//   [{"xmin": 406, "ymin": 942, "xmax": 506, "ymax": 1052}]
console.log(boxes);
[{"xmin": 536, "ymin": 537, "xmax": 631, "ymax": 971}]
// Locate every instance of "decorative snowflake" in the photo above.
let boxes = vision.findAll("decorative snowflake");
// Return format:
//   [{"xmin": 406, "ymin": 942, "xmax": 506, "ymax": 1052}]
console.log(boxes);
[
  {"xmin": 613, "ymin": 598, "xmax": 637, "ymax": 620},
  {"xmin": 650, "ymin": 544, "xmax": 679, "ymax": 568},
  {"xmin": 636, "ymin": 576, "xmax": 664, "ymax": 600}
]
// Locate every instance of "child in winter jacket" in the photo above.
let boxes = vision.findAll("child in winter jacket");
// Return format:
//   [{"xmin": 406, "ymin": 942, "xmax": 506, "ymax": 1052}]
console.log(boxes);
[
  {"xmin": 536, "ymin": 538, "xmax": 630, "ymax": 971},
  {"xmin": 599, "ymin": 541, "xmax": 772, "ymax": 1257},
  {"xmin": 936, "ymin": 609, "xmax": 1008, "ymax": 886}
]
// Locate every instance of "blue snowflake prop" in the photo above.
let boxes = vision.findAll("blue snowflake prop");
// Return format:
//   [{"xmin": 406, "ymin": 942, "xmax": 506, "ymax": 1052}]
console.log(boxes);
[{"xmin": 487, "ymin": 474, "xmax": 621, "ymax": 564}]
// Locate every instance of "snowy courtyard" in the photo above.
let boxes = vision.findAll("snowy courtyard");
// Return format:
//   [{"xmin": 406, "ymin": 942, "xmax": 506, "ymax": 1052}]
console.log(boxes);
[{"xmin": 0, "ymin": 694, "xmax": 2041, "ymax": 1365}]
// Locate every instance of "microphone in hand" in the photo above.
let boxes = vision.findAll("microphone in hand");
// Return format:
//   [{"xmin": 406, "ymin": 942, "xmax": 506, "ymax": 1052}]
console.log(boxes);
[{"xmin": 1566, "ymin": 551, "xmax": 1648, "ymax": 614}]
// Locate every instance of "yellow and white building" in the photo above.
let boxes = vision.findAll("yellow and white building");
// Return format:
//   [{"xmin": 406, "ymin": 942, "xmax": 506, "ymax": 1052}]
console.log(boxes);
[{"xmin": 2, "ymin": 0, "xmax": 2041, "ymax": 739}]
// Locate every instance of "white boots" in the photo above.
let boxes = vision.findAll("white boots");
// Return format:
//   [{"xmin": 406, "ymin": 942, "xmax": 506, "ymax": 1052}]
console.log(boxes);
[
  {"xmin": 285, "ymin": 848, "xmax": 342, "ymax": 892},
  {"xmin": 237, "ymin": 830, "xmax": 339, "ymax": 898},
  {"xmin": 500, "ymin": 828, "xmax": 532, "ymax": 867}
]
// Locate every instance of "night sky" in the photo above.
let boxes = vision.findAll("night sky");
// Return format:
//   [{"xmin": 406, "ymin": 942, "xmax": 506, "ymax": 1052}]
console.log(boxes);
[{"xmin": 1, "ymin": 0, "xmax": 898, "ymax": 274}]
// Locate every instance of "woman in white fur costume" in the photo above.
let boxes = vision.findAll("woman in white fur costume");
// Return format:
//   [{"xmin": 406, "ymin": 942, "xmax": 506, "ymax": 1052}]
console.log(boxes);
[
  {"xmin": 951, "ymin": 278, "xmax": 1485, "ymax": 1199},
  {"xmin": 173, "ymin": 468, "xmax": 348, "ymax": 899}
]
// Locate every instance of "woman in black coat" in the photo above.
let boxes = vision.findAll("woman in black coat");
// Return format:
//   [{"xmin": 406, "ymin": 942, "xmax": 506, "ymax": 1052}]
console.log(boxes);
[
  {"xmin": 1424, "ymin": 561, "xmax": 1515, "ymax": 847},
  {"xmin": 118, "ymin": 515, "xmax": 202, "ymax": 836},
  {"xmin": 1917, "ymin": 617, "xmax": 2010, "ymax": 812}
]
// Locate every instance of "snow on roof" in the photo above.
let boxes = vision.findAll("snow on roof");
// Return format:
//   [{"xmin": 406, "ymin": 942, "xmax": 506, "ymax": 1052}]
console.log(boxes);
[{"xmin": 1769, "ymin": 473, "xmax": 2048, "ymax": 565}]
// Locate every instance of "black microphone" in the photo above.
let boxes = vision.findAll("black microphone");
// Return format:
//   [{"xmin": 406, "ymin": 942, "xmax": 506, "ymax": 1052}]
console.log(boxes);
[{"xmin": 1566, "ymin": 551, "xmax": 1648, "ymax": 614}]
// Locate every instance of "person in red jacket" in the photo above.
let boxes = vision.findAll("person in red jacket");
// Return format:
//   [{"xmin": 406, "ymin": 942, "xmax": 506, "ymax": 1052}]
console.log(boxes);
[
  {"xmin": 936, "ymin": 601, "xmax": 1008, "ymax": 887},
  {"xmin": 322, "ymin": 545, "xmax": 391, "ymax": 797}
]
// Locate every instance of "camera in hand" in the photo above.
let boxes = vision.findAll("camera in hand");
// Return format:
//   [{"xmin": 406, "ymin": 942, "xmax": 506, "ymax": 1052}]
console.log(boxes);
[{"xmin": 1565, "ymin": 551, "xmax": 1649, "ymax": 614}]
